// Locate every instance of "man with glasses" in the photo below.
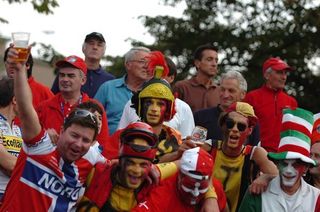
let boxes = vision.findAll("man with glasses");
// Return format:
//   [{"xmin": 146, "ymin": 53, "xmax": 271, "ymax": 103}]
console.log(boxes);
[
  {"xmin": 51, "ymin": 32, "xmax": 115, "ymax": 98},
  {"xmin": 244, "ymin": 57, "xmax": 297, "ymax": 153},
  {"xmin": 207, "ymin": 101, "xmax": 278, "ymax": 212},
  {"xmin": 94, "ymin": 47, "xmax": 151, "ymax": 135},
  {"xmin": 1, "ymin": 47, "xmax": 107, "ymax": 211}
]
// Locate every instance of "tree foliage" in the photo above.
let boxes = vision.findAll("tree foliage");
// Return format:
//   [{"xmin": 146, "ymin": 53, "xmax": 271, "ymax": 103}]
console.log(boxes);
[{"xmin": 126, "ymin": 0, "xmax": 320, "ymax": 112}]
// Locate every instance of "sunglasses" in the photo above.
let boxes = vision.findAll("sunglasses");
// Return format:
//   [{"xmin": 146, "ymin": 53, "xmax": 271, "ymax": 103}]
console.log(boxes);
[
  {"xmin": 73, "ymin": 109, "xmax": 97, "ymax": 124},
  {"xmin": 225, "ymin": 118, "xmax": 248, "ymax": 132}
]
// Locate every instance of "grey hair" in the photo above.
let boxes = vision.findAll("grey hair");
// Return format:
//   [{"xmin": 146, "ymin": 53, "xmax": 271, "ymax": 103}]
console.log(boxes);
[
  {"xmin": 124, "ymin": 46, "xmax": 151, "ymax": 63},
  {"xmin": 220, "ymin": 70, "xmax": 247, "ymax": 92}
]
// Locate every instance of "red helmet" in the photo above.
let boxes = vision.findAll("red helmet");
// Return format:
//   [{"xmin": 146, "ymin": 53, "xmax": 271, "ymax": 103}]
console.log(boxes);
[{"xmin": 120, "ymin": 122, "xmax": 158, "ymax": 161}]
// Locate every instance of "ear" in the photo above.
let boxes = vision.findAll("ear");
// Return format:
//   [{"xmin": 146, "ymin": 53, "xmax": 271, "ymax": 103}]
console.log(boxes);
[
  {"xmin": 82, "ymin": 43, "xmax": 86, "ymax": 53},
  {"xmin": 240, "ymin": 91, "xmax": 246, "ymax": 100},
  {"xmin": 246, "ymin": 126, "xmax": 253, "ymax": 136},
  {"xmin": 12, "ymin": 96, "xmax": 17, "ymax": 106},
  {"xmin": 81, "ymin": 75, "xmax": 87, "ymax": 86},
  {"xmin": 263, "ymin": 71, "xmax": 270, "ymax": 80},
  {"xmin": 194, "ymin": 59, "xmax": 201, "ymax": 70}
]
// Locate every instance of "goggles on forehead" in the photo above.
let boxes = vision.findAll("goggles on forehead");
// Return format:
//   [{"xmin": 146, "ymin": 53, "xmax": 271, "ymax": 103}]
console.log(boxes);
[
  {"xmin": 225, "ymin": 118, "xmax": 248, "ymax": 132},
  {"xmin": 73, "ymin": 109, "xmax": 97, "ymax": 124}
]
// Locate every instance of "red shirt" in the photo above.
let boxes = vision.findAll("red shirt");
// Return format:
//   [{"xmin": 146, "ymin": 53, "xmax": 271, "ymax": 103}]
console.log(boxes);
[
  {"xmin": 244, "ymin": 85, "xmax": 297, "ymax": 152},
  {"xmin": 0, "ymin": 130, "xmax": 106, "ymax": 211},
  {"xmin": 36, "ymin": 93, "xmax": 109, "ymax": 146},
  {"xmin": 132, "ymin": 174, "xmax": 226, "ymax": 212}
]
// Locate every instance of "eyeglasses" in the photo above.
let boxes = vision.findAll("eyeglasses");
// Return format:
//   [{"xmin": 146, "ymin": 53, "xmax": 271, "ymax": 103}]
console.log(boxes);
[
  {"xmin": 130, "ymin": 59, "xmax": 148, "ymax": 65},
  {"xmin": 225, "ymin": 118, "xmax": 248, "ymax": 132},
  {"xmin": 73, "ymin": 109, "xmax": 97, "ymax": 124}
]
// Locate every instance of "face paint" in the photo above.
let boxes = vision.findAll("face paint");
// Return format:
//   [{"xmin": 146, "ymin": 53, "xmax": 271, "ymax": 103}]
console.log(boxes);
[
  {"xmin": 119, "ymin": 157, "xmax": 151, "ymax": 189},
  {"xmin": 178, "ymin": 174, "xmax": 209, "ymax": 205},
  {"xmin": 142, "ymin": 98, "xmax": 167, "ymax": 126},
  {"xmin": 278, "ymin": 159, "xmax": 306, "ymax": 189},
  {"xmin": 223, "ymin": 112, "xmax": 250, "ymax": 150}
]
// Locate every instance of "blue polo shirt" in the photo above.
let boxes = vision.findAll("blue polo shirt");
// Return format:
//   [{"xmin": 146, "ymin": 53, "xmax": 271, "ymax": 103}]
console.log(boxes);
[
  {"xmin": 94, "ymin": 75, "xmax": 133, "ymax": 135},
  {"xmin": 51, "ymin": 67, "xmax": 115, "ymax": 98}
]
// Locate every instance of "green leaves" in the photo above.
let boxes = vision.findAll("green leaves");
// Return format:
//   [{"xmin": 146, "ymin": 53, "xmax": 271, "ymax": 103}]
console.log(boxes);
[{"xmin": 132, "ymin": 0, "xmax": 320, "ymax": 111}]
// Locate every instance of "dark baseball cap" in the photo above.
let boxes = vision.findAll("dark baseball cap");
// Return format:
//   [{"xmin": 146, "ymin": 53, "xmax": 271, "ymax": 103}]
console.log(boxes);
[{"xmin": 84, "ymin": 32, "xmax": 105, "ymax": 43}]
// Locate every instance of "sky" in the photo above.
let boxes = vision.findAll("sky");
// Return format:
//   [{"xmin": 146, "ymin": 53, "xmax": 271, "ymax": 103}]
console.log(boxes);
[{"xmin": 0, "ymin": 0, "xmax": 185, "ymax": 58}]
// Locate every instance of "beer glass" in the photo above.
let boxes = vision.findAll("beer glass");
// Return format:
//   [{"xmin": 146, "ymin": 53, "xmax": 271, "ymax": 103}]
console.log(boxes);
[
  {"xmin": 191, "ymin": 126, "xmax": 208, "ymax": 144},
  {"xmin": 11, "ymin": 32, "xmax": 30, "ymax": 62}
]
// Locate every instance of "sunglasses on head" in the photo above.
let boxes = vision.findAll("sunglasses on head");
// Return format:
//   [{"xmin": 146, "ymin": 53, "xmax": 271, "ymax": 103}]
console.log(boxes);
[
  {"xmin": 73, "ymin": 109, "xmax": 97, "ymax": 124},
  {"xmin": 225, "ymin": 118, "xmax": 248, "ymax": 132}
]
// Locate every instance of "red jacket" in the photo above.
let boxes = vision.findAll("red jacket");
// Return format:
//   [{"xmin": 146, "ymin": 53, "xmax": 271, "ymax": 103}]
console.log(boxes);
[
  {"xmin": 244, "ymin": 85, "xmax": 297, "ymax": 152},
  {"xmin": 36, "ymin": 92, "xmax": 109, "ymax": 145}
]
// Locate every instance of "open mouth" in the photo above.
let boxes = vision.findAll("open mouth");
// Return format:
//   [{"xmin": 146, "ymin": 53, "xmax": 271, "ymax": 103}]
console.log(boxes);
[
  {"xmin": 69, "ymin": 148, "xmax": 81, "ymax": 158},
  {"xmin": 228, "ymin": 134, "xmax": 239, "ymax": 143},
  {"xmin": 128, "ymin": 174, "xmax": 142, "ymax": 185}
]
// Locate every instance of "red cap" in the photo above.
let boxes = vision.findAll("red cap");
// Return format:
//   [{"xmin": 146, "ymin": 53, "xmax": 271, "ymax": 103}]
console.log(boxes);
[
  {"xmin": 262, "ymin": 57, "xmax": 292, "ymax": 75},
  {"xmin": 56, "ymin": 55, "xmax": 87, "ymax": 75},
  {"xmin": 180, "ymin": 147, "xmax": 213, "ymax": 180}
]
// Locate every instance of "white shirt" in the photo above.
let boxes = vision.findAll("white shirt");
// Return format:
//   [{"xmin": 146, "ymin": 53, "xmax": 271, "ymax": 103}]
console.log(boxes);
[
  {"xmin": 117, "ymin": 98, "xmax": 195, "ymax": 139},
  {"xmin": 261, "ymin": 176, "xmax": 320, "ymax": 212}
]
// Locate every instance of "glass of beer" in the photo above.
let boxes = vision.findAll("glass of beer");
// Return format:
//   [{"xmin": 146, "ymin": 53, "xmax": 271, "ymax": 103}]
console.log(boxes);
[
  {"xmin": 191, "ymin": 126, "xmax": 208, "ymax": 145},
  {"xmin": 11, "ymin": 32, "xmax": 30, "ymax": 62}
]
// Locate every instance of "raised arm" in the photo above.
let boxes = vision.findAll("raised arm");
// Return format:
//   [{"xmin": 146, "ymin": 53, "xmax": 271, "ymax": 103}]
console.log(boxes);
[{"xmin": 8, "ymin": 47, "xmax": 41, "ymax": 141}]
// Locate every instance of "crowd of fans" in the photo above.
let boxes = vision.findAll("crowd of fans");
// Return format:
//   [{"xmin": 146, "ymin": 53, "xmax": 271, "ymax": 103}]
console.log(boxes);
[{"xmin": 0, "ymin": 32, "xmax": 320, "ymax": 212}]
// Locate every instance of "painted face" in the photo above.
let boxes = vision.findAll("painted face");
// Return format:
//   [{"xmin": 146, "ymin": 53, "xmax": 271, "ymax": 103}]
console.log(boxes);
[
  {"xmin": 308, "ymin": 143, "xmax": 320, "ymax": 176},
  {"xmin": 195, "ymin": 49, "xmax": 218, "ymax": 77},
  {"xmin": 278, "ymin": 159, "xmax": 307, "ymax": 193},
  {"xmin": 120, "ymin": 157, "xmax": 151, "ymax": 189},
  {"xmin": 83, "ymin": 39, "xmax": 106, "ymax": 60},
  {"xmin": 178, "ymin": 173, "xmax": 210, "ymax": 205},
  {"xmin": 223, "ymin": 112, "xmax": 250, "ymax": 150},
  {"xmin": 265, "ymin": 69, "xmax": 288, "ymax": 90},
  {"xmin": 143, "ymin": 98, "xmax": 167, "ymax": 126},
  {"xmin": 58, "ymin": 68, "xmax": 86, "ymax": 94},
  {"xmin": 219, "ymin": 78, "xmax": 245, "ymax": 110},
  {"xmin": 57, "ymin": 124, "xmax": 95, "ymax": 162},
  {"xmin": 119, "ymin": 138, "xmax": 152, "ymax": 189}
]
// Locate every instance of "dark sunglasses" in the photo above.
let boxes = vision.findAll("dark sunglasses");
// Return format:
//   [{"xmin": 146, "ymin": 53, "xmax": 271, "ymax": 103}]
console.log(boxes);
[
  {"xmin": 225, "ymin": 118, "xmax": 248, "ymax": 132},
  {"xmin": 73, "ymin": 109, "xmax": 97, "ymax": 124}
]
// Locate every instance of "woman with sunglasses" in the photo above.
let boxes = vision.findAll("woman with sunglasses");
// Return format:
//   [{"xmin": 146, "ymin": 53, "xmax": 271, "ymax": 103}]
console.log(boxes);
[{"xmin": 208, "ymin": 102, "xmax": 278, "ymax": 212}]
